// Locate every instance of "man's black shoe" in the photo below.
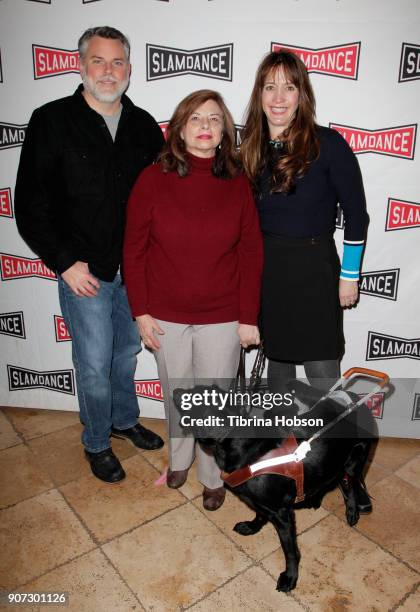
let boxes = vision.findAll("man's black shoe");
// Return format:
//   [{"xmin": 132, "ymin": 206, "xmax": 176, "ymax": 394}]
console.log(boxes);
[
  {"xmin": 339, "ymin": 475, "xmax": 373, "ymax": 514},
  {"xmin": 111, "ymin": 423, "xmax": 164, "ymax": 450},
  {"xmin": 84, "ymin": 448, "xmax": 125, "ymax": 483}
]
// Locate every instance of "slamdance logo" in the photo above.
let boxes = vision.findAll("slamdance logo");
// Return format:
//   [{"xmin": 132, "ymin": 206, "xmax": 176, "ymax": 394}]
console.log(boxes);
[
  {"xmin": 8, "ymin": 365, "xmax": 75, "ymax": 395},
  {"xmin": 0, "ymin": 123, "xmax": 27, "ymax": 150},
  {"xmin": 135, "ymin": 379, "xmax": 164, "ymax": 402},
  {"xmin": 0, "ymin": 188, "xmax": 13, "ymax": 218},
  {"xmin": 271, "ymin": 42, "xmax": 360, "ymax": 79},
  {"xmin": 54, "ymin": 315, "xmax": 71, "ymax": 342},
  {"xmin": 366, "ymin": 332, "xmax": 420, "ymax": 361},
  {"xmin": 412, "ymin": 394, "xmax": 420, "ymax": 421},
  {"xmin": 0, "ymin": 253, "xmax": 56, "ymax": 281},
  {"xmin": 359, "ymin": 269, "xmax": 399, "ymax": 301},
  {"xmin": 386, "ymin": 198, "xmax": 420, "ymax": 231},
  {"xmin": 399, "ymin": 43, "xmax": 420, "ymax": 82},
  {"xmin": 357, "ymin": 392, "xmax": 385, "ymax": 419},
  {"xmin": 329, "ymin": 123, "xmax": 417, "ymax": 159},
  {"xmin": 146, "ymin": 44, "xmax": 233, "ymax": 81},
  {"xmin": 33, "ymin": 45, "xmax": 79, "ymax": 79},
  {"xmin": 0, "ymin": 312, "xmax": 26, "ymax": 339}
]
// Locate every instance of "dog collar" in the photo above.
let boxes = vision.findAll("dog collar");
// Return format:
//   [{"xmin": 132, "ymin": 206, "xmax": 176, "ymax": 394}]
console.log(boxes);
[{"xmin": 220, "ymin": 434, "xmax": 306, "ymax": 503}]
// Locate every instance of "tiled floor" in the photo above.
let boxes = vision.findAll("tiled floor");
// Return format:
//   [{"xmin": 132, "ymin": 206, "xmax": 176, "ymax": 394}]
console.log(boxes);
[{"xmin": 1, "ymin": 407, "xmax": 419, "ymax": 611}]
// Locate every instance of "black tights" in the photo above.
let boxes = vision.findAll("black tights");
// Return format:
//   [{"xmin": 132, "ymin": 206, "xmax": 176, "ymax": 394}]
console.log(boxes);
[{"xmin": 267, "ymin": 358, "xmax": 340, "ymax": 395}]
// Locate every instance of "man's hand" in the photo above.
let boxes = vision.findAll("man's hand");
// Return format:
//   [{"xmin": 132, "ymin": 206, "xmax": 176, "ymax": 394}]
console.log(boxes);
[
  {"xmin": 238, "ymin": 324, "xmax": 260, "ymax": 349},
  {"xmin": 136, "ymin": 314, "xmax": 165, "ymax": 350},
  {"xmin": 61, "ymin": 261, "xmax": 100, "ymax": 297},
  {"xmin": 339, "ymin": 279, "xmax": 359, "ymax": 308}
]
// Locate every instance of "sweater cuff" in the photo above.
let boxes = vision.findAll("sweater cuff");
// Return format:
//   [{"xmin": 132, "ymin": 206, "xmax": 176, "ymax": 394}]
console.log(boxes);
[
  {"xmin": 56, "ymin": 250, "xmax": 78, "ymax": 275},
  {"xmin": 239, "ymin": 311, "xmax": 258, "ymax": 326},
  {"xmin": 340, "ymin": 241, "xmax": 364, "ymax": 281}
]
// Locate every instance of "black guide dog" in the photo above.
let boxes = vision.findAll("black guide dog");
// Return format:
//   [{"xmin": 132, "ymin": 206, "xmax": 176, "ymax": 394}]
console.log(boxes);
[{"xmin": 173, "ymin": 380, "xmax": 376, "ymax": 592}]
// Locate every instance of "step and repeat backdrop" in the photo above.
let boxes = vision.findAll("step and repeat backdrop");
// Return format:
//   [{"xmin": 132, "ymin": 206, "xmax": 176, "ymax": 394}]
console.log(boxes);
[{"xmin": 0, "ymin": 0, "xmax": 419, "ymax": 437}]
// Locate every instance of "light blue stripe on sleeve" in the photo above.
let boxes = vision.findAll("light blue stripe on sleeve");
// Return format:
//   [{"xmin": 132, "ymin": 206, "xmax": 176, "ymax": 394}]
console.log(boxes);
[{"xmin": 340, "ymin": 242, "xmax": 364, "ymax": 280}]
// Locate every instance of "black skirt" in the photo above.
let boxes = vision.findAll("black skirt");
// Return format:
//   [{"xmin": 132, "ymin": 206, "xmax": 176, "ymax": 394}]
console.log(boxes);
[{"xmin": 261, "ymin": 233, "xmax": 344, "ymax": 362}]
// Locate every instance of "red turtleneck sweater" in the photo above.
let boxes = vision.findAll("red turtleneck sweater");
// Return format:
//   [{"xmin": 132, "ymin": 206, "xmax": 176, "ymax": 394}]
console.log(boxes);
[{"xmin": 123, "ymin": 154, "xmax": 263, "ymax": 325}]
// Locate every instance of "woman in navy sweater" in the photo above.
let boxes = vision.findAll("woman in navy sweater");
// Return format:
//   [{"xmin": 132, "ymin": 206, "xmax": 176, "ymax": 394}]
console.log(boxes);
[
  {"xmin": 241, "ymin": 51, "xmax": 371, "ymax": 512},
  {"xmin": 124, "ymin": 90, "xmax": 263, "ymax": 510}
]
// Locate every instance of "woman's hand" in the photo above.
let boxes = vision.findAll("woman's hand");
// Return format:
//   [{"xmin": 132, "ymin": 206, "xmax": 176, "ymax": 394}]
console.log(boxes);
[
  {"xmin": 136, "ymin": 314, "xmax": 164, "ymax": 350},
  {"xmin": 339, "ymin": 279, "xmax": 359, "ymax": 308},
  {"xmin": 237, "ymin": 324, "xmax": 260, "ymax": 348}
]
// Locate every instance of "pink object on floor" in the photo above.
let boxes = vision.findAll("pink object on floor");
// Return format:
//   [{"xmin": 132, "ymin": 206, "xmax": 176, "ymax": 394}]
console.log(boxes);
[{"xmin": 154, "ymin": 468, "xmax": 167, "ymax": 486}]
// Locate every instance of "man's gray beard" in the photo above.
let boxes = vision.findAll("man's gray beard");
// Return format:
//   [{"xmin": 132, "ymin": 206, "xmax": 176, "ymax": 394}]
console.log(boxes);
[{"xmin": 81, "ymin": 73, "xmax": 129, "ymax": 104}]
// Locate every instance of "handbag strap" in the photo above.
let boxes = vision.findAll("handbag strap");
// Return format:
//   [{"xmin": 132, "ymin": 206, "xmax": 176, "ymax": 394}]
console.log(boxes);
[
  {"xmin": 234, "ymin": 347, "xmax": 247, "ymax": 393},
  {"xmin": 234, "ymin": 344, "xmax": 266, "ymax": 394},
  {"xmin": 249, "ymin": 342, "xmax": 266, "ymax": 392}
]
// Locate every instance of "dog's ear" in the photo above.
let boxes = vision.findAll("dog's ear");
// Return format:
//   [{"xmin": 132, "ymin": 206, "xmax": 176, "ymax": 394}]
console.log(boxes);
[{"xmin": 287, "ymin": 379, "xmax": 325, "ymax": 404}]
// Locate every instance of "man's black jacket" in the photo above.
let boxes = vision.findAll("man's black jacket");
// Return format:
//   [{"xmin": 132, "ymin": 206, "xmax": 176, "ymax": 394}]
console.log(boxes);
[{"xmin": 15, "ymin": 85, "xmax": 164, "ymax": 281}]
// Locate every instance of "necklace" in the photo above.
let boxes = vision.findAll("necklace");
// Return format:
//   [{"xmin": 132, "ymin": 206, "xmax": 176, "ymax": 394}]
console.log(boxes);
[{"xmin": 269, "ymin": 139, "xmax": 284, "ymax": 150}]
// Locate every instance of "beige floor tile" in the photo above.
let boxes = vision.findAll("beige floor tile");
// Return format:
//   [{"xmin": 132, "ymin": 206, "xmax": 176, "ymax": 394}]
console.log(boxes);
[
  {"xmin": 61, "ymin": 454, "xmax": 185, "ymax": 543},
  {"xmin": 103, "ymin": 503, "xmax": 251, "ymax": 610},
  {"xmin": 397, "ymin": 586, "xmax": 420, "ymax": 611},
  {"xmin": 395, "ymin": 455, "xmax": 420, "ymax": 489},
  {"xmin": 0, "ymin": 444, "xmax": 53, "ymax": 508},
  {"xmin": 189, "ymin": 566, "xmax": 305, "ymax": 611},
  {"xmin": 19, "ymin": 549, "xmax": 142, "ymax": 612},
  {"xmin": 372, "ymin": 437, "xmax": 420, "ymax": 471},
  {"xmin": 1, "ymin": 407, "xmax": 80, "ymax": 440},
  {"xmin": 0, "ymin": 489, "xmax": 94, "ymax": 590},
  {"xmin": 193, "ymin": 490, "xmax": 328, "ymax": 562},
  {"xmin": 350, "ymin": 474, "xmax": 420, "ymax": 571},
  {"xmin": 0, "ymin": 410, "xmax": 21, "ymax": 450},
  {"xmin": 295, "ymin": 506, "xmax": 330, "ymax": 535},
  {"xmin": 262, "ymin": 514, "xmax": 418, "ymax": 610},
  {"xmin": 193, "ymin": 490, "xmax": 279, "ymax": 560},
  {"xmin": 28, "ymin": 423, "xmax": 137, "ymax": 486}
]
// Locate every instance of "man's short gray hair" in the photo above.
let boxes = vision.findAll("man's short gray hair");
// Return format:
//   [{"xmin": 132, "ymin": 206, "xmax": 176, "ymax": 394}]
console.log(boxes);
[{"xmin": 78, "ymin": 26, "xmax": 130, "ymax": 60}]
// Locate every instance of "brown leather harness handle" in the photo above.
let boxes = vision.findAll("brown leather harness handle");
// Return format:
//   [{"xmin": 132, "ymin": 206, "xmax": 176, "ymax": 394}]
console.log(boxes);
[{"xmin": 342, "ymin": 367, "xmax": 389, "ymax": 388}]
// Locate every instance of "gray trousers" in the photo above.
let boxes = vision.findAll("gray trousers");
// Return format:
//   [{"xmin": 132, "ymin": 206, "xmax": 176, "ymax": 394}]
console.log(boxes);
[{"xmin": 153, "ymin": 319, "xmax": 240, "ymax": 489}]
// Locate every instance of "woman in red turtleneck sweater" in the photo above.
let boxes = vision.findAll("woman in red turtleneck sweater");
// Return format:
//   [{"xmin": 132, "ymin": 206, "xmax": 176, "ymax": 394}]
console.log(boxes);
[{"xmin": 124, "ymin": 90, "xmax": 263, "ymax": 511}]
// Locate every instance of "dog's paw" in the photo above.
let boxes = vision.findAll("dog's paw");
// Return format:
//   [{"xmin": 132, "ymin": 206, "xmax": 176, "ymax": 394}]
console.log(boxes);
[
  {"xmin": 233, "ymin": 521, "xmax": 257, "ymax": 536},
  {"xmin": 276, "ymin": 571, "xmax": 297, "ymax": 592},
  {"xmin": 346, "ymin": 507, "xmax": 360, "ymax": 527}
]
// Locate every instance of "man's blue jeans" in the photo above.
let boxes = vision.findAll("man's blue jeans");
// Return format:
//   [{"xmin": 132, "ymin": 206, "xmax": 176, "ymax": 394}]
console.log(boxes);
[{"xmin": 58, "ymin": 273, "xmax": 141, "ymax": 452}]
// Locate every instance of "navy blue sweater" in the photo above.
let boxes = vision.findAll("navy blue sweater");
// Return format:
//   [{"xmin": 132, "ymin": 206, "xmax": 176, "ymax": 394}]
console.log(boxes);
[{"xmin": 256, "ymin": 126, "xmax": 367, "ymax": 242}]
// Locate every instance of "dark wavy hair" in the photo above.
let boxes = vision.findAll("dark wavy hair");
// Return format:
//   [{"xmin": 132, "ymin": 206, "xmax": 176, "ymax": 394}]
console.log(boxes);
[
  {"xmin": 160, "ymin": 89, "xmax": 239, "ymax": 179},
  {"xmin": 241, "ymin": 51, "xmax": 320, "ymax": 193}
]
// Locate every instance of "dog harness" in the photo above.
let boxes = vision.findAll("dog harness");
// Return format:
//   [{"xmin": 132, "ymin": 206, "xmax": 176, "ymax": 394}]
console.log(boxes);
[{"xmin": 220, "ymin": 434, "xmax": 308, "ymax": 503}]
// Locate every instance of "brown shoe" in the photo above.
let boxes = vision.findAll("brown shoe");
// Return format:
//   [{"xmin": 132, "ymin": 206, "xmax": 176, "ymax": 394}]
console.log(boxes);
[
  {"xmin": 203, "ymin": 486, "xmax": 226, "ymax": 511},
  {"xmin": 167, "ymin": 468, "xmax": 189, "ymax": 489}
]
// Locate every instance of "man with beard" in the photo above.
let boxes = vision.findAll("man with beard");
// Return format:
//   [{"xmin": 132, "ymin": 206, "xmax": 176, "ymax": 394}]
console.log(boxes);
[{"xmin": 15, "ymin": 27, "xmax": 165, "ymax": 483}]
